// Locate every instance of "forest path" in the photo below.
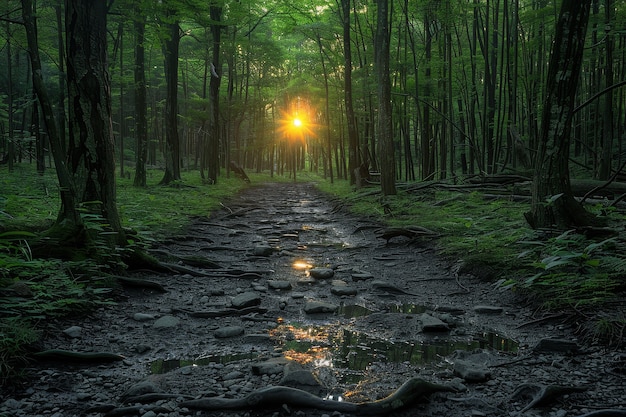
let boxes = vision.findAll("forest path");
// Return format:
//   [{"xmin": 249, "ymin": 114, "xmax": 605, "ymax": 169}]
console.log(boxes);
[{"xmin": 5, "ymin": 182, "xmax": 625, "ymax": 417}]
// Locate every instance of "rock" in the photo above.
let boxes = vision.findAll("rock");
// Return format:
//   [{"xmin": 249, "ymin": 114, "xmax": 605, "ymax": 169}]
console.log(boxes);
[
  {"xmin": 331, "ymin": 285, "xmax": 357, "ymax": 296},
  {"xmin": 309, "ymin": 268, "xmax": 335, "ymax": 279},
  {"xmin": 473, "ymin": 305, "xmax": 504, "ymax": 314},
  {"xmin": 153, "ymin": 315, "xmax": 180, "ymax": 329},
  {"xmin": 371, "ymin": 280, "xmax": 416, "ymax": 296},
  {"xmin": 291, "ymin": 292, "xmax": 305, "ymax": 299},
  {"xmin": 253, "ymin": 244, "xmax": 274, "ymax": 256},
  {"xmin": 251, "ymin": 357, "xmax": 290, "ymax": 375},
  {"xmin": 304, "ymin": 301, "xmax": 339, "ymax": 314},
  {"xmin": 330, "ymin": 280, "xmax": 357, "ymax": 296},
  {"xmin": 268, "ymin": 280, "xmax": 292, "ymax": 290},
  {"xmin": 231, "ymin": 292, "xmax": 262, "ymax": 309},
  {"xmin": 419, "ymin": 313, "xmax": 450, "ymax": 332},
  {"xmin": 279, "ymin": 369, "xmax": 326, "ymax": 396},
  {"xmin": 121, "ymin": 380, "xmax": 161, "ymax": 400},
  {"xmin": 132, "ymin": 313, "xmax": 155, "ymax": 322},
  {"xmin": 453, "ymin": 359, "xmax": 491, "ymax": 383},
  {"xmin": 533, "ymin": 338, "xmax": 580, "ymax": 353},
  {"xmin": 215, "ymin": 326, "xmax": 245, "ymax": 338},
  {"xmin": 63, "ymin": 326, "xmax": 82, "ymax": 338},
  {"xmin": 351, "ymin": 272, "xmax": 374, "ymax": 281}
]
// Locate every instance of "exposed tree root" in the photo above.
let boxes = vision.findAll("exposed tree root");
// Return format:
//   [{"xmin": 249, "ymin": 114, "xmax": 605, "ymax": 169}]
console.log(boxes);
[
  {"xmin": 116, "ymin": 276, "xmax": 167, "ymax": 293},
  {"xmin": 511, "ymin": 383, "xmax": 587, "ymax": 412},
  {"xmin": 181, "ymin": 377, "xmax": 456, "ymax": 415},
  {"xmin": 33, "ymin": 349, "xmax": 125, "ymax": 363}
]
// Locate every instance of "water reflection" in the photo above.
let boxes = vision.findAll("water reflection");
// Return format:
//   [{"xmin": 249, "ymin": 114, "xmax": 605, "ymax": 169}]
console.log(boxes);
[{"xmin": 272, "ymin": 322, "xmax": 518, "ymax": 373}]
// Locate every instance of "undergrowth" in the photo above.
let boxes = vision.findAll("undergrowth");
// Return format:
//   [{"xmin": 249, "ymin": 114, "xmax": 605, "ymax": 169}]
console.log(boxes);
[
  {"xmin": 0, "ymin": 164, "xmax": 257, "ymax": 385},
  {"xmin": 317, "ymin": 180, "xmax": 626, "ymax": 346}
]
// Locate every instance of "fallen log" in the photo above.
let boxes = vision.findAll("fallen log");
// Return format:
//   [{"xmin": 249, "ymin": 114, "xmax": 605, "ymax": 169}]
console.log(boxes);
[{"xmin": 181, "ymin": 377, "xmax": 456, "ymax": 415}]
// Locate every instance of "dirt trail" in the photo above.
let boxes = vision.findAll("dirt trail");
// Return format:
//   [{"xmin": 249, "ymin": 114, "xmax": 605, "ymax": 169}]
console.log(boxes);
[{"xmin": 2, "ymin": 182, "xmax": 624, "ymax": 417}]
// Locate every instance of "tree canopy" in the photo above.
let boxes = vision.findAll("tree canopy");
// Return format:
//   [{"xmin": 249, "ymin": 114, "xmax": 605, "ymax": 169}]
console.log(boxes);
[{"xmin": 1, "ymin": 0, "xmax": 625, "ymax": 235}]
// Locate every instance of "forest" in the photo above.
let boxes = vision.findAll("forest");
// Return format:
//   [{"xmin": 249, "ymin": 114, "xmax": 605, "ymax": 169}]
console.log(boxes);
[{"xmin": 0, "ymin": 0, "xmax": 625, "ymax": 399}]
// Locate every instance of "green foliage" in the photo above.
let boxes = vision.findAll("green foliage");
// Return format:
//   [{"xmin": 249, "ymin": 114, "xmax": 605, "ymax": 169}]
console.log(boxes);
[
  {"xmin": 513, "ymin": 230, "xmax": 622, "ymax": 309},
  {"xmin": 317, "ymin": 182, "xmax": 529, "ymax": 278},
  {"xmin": 0, "ymin": 318, "xmax": 39, "ymax": 384}
]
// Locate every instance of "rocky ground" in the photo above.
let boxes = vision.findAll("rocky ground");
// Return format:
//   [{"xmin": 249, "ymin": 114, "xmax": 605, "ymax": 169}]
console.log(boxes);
[{"xmin": 1, "ymin": 182, "xmax": 625, "ymax": 417}]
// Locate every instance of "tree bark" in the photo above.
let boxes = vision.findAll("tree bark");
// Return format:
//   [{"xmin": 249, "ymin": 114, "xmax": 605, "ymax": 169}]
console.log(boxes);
[
  {"xmin": 207, "ymin": 4, "xmax": 223, "ymax": 184},
  {"xmin": 65, "ymin": 0, "xmax": 126, "ymax": 245},
  {"xmin": 526, "ymin": 0, "xmax": 602, "ymax": 229},
  {"xmin": 160, "ymin": 15, "xmax": 182, "ymax": 185},
  {"xmin": 374, "ymin": 0, "xmax": 396, "ymax": 195},
  {"xmin": 21, "ymin": 0, "xmax": 82, "ymax": 230},
  {"xmin": 341, "ymin": 0, "xmax": 358, "ymax": 185},
  {"xmin": 133, "ymin": 5, "xmax": 148, "ymax": 187}
]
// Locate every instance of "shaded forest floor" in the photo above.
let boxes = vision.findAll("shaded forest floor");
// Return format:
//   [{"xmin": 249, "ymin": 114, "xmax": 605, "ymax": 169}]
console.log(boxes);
[{"xmin": 1, "ymin": 181, "xmax": 624, "ymax": 417}]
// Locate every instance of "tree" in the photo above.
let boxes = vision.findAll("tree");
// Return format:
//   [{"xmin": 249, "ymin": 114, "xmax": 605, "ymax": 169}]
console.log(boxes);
[
  {"xmin": 206, "ymin": 3, "xmax": 223, "ymax": 184},
  {"xmin": 133, "ymin": 3, "xmax": 148, "ymax": 187},
  {"xmin": 160, "ymin": 8, "xmax": 182, "ymax": 185},
  {"xmin": 64, "ymin": 0, "xmax": 126, "ymax": 246},
  {"xmin": 21, "ymin": 0, "xmax": 82, "ymax": 232},
  {"xmin": 339, "ymin": 0, "xmax": 359, "ymax": 185},
  {"xmin": 374, "ymin": 0, "xmax": 395, "ymax": 195},
  {"xmin": 525, "ymin": 0, "xmax": 601, "ymax": 229}
]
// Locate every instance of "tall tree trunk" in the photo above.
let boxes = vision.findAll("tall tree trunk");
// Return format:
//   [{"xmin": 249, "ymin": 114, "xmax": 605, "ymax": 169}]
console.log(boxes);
[
  {"xmin": 598, "ymin": 0, "xmax": 614, "ymax": 180},
  {"xmin": 375, "ymin": 0, "xmax": 395, "ymax": 195},
  {"xmin": 340, "ymin": 0, "xmax": 358, "ymax": 185},
  {"xmin": 526, "ymin": 0, "xmax": 601, "ymax": 229},
  {"xmin": 133, "ymin": 5, "xmax": 148, "ymax": 187},
  {"xmin": 160, "ymin": 16, "xmax": 182, "ymax": 185},
  {"xmin": 21, "ymin": 0, "xmax": 82, "ymax": 231},
  {"xmin": 65, "ymin": 0, "xmax": 126, "ymax": 245},
  {"xmin": 207, "ymin": 4, "xmax": 222, "ymax": 184}
]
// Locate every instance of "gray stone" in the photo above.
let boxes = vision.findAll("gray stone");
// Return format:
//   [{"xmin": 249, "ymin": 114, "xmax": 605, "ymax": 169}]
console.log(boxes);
[
  {"xmin": 304, "ymin": 301, "xmax": 338, "ymax": 314},
  {"xmin": 253, "ymin": 244, "xmax": 274, "ymax": 256},
  {"xmin": 231, "ymin": 292, "xmax": 262, "ymax": 309},
  {"xmin": 132, "ymin": 313, "xmax": 155, "ymax": 322},
  {"xmin": 121, "ymin": 380, "xmax": 161, "ymax": 399},
  {"xmin": 214, "ymin": 326, "xmax": 245, "ymax": 338},
  {"xmin": 330, "ymin": 284, "xmax": 357, "ymax": 296},
  {"xmin": 251, "ymin": 357, "xmax": 290, "ymax": 375},
  {"xmin": 63, "ymin": 326, "xmax": 82, "ymax": 338},
  {"xmin": 419, "ymin": 313, "xmax": 450, "ymax": 332},
  {"xmin": 309, "ymin": 268, "xmax": 335, "ymax": 279},
  {"xmin": 153, "ymin": 315, "xmax": 180, "ymax": 329},
  {"xmin": 279, "ymin": 369, "xmax": 325, "ymax": 396},
  {"xmin": 268, "ymin": 280, "xmax": 292, "ymax": 290},
  {"xmin": 473, "ymin": 305, "xmax": 504, "ymax": 314},
  {"xmin": 453, "ymin": 359, "xmax": 491, "ymax": 382},
  {"xmin": 351, "ymin": 272, "xmax": 374, "ymax": 281}
]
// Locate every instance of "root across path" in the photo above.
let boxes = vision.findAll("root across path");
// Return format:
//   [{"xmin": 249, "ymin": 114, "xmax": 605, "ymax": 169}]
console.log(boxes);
[{"xmin": 2, "ymin": 182, "xmax": 624, "ymax": 417}]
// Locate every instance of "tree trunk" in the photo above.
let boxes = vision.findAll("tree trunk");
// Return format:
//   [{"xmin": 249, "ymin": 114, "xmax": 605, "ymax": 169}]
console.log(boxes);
[
  {"xmin": 133, "ymin": 5, "xmax": 148, "ymax": 187},
  {"xmin": 341, "ymin": 0, "xmax": 358, "ymax": 185},
  {"xmin": 160, "ymin": 16, "xmax": 182, "ymax": 185},
  {"xmin": 21, "ymin": 0, "xmax": 82, "ymax": 230},
  {"xmin": 375, "ymin": 0, "xmax": 396, "ymax": 195},
  {"xmin": 526, "ymin": 0, "xmax": 602, "ymax": 229},
  {"xmin": 65, "ymin": 0, "xmax": 126, "ymax": 245},
  {"xmin": 207, "ymin": 4, "xmax": 223, "ymax": 184}
]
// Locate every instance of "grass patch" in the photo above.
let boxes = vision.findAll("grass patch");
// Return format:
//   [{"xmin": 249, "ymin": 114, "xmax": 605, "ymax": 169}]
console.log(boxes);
[
  {"xmin": 317, "ymin": 180, "xmax": 626, "ymax": 325},
  {"xmin": 317, "ymin": 181, "xmax": 532, "ymax": 279},
  {"xmin": 0, "ymin": 163, "xmax": 264, "ymax": 385}
]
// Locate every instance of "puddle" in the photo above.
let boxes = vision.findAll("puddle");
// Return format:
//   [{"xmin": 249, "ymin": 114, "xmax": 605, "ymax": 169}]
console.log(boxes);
[
  {"xmin": 151, "ymin": 304, "xmax": 518, "ymax": 377},
  {"xmin": 274, "ymin": 324, "xmax": 517, "ymax": 374}
]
